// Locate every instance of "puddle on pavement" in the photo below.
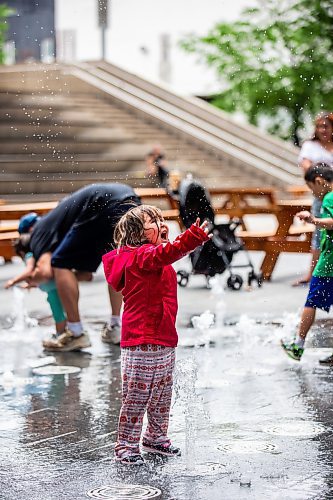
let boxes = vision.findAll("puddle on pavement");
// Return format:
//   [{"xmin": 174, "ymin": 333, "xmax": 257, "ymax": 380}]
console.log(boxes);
[
  {"xmin": 225, "ymin": 367, "xmax": 275, "ymax": 377},
  {"xmin": 217, "ymin": 440, "xmax": 279, "ymax": 454},
  {"xmin": 263, "ymin": 421, "xmax": 325, "ymax": 437},
  {"xmin": 165, "ymin": 461, "xmax": 228, "ymax": 478},
  {"xmin": 196, "ymin": 378, "xmax": 231, "ymax": 388},
  {"xmin": 86, "ymin": 484, "xmax": 162, "ymax": 499},
  {"xmin": 32, "ymin": 365, "xmax": 81, "ymax": 376}
]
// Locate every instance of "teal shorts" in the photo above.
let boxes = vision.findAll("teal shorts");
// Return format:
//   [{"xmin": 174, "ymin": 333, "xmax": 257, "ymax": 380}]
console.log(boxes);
[{"xmin": 40, "ymin": 280, "xmax": 66, "ymax": 323}]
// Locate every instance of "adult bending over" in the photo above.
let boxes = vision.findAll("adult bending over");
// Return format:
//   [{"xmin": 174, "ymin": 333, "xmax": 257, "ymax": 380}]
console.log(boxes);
[{"xmin": 19, "ymin": 183, "xmax": 141, "ymax": 352}]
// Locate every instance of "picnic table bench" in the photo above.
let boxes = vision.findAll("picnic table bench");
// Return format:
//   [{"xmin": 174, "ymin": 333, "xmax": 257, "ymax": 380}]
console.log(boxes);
[{"xmin": 238, "ymin": 199, "xmax": 313, "ymax": 280}]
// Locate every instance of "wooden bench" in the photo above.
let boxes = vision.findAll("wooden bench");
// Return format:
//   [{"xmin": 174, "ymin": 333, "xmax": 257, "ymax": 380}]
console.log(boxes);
[
  {"xmin": 0, "ymin": 202, "xmax": 59, "ymax": 261},
  {"xmin": 0, "ymin": 231, "xmax": 19, "ymax": 262},
  {"xmin": 0, "ymin": 224, "xmax": 18, "ymax": 233}
]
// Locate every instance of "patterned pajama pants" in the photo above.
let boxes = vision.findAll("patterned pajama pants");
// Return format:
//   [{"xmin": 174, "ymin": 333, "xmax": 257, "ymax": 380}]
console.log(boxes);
[{"xmin": 115, "ymin": 344, "xmax": 176, "ymax": 459}]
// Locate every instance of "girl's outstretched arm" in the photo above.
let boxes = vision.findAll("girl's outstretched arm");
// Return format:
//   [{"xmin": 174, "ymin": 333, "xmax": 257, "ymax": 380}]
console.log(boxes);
[{"xmin": 136, "ymin": 219, "xmax": 211, "ymax": 270}]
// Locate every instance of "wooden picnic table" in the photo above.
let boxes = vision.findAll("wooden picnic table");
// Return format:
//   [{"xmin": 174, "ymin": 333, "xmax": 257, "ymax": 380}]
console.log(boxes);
[
  {"xmin": 0, "ymin": 188, "xmax": 313, "ymax": 275},
  {"xmin": 135, "ymin": 187, "xmax": 177, "ymax": 207},
  {"xmin": 239, "ymin": 199, "xmax": 313, "ymax": 280},
  {"xmin": 0, "ymin": 201, "xmax": 58, "ymax": 221},
  {"xmin": 209, "ymin": 187, "xmax": 278, "ymax": 227},
  {"xmin": 0, "ymin": 188, "xmax": 178, "ymax": 221},
  {"xmin": 286, "ymin": 185, "xmax": 311, "ymax": 198}
]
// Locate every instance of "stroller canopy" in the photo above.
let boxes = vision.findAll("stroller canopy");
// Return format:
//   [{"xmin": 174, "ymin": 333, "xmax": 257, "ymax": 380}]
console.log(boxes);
[{"xmin": 178, "ymin": 178, "xmax": 215, "ymax": 228}]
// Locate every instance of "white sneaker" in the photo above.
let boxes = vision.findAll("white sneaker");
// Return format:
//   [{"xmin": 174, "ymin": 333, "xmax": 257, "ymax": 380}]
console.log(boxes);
[
  {"xmin": 43, "ymin": 328, "xmax": 91, "ymax": 352},
  {"xmin": 101, "ymin": 323, "xmax": 121, "ymax": 345}
]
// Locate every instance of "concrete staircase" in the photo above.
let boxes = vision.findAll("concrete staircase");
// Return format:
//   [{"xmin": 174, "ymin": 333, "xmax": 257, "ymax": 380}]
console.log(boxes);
[{"xmin": 0, "ymin": 63, "xmax": 301, "ymax": 201}]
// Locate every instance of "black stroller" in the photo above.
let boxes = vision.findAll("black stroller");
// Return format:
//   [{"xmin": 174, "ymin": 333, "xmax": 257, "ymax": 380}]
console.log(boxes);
[{"xmin": 176, "ymin": 178, "xmax": 263, "ymax": 290}]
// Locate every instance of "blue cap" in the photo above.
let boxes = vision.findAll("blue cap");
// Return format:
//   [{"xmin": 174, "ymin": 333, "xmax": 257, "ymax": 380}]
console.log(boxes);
[{"xmin": 18, "ymin": 212, "xmax": 40, "ymax": 234}]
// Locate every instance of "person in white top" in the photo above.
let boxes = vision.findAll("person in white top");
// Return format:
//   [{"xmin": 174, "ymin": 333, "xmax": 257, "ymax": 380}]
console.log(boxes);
[{"xmin": 293, "ymin": 112, "xmax": 333, "ymax": 286}]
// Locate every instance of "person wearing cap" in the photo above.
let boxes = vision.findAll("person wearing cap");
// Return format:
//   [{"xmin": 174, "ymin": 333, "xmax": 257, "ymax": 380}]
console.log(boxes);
[
  {"xmin": 15, "ymin": 183, "xmax": 141, "ymax": 352},
  {"xmin": 18, "ymin": 212, "xmax": 40, "ymax": 234}
]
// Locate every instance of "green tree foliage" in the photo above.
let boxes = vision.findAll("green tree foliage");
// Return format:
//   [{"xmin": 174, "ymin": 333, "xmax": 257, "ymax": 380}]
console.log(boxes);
[
  {"xmin": 181, "ymin": 0, "xmax": 333, "ymax": 145},
  {"xmin": 0, "ymin": 4, "xmax": 13, "ymax": 64}
]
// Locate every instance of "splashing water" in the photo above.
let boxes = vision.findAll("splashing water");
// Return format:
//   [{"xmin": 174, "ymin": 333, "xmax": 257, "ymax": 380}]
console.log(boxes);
[
  {"xmin": 209, "ymin": 277, "xmax": 226, "ymax": 329},
  {"xmin": 174, "ymin": 310, "xmax": 215, "ymax": 471},
  {"xmin": 191, "ymin": 310, "xmax": 215, "ymax": 346},
  {"xmin": 2, "ymin": 288, "xmax": 41, "ymax": 374},
  {"xmin": 235, "ymin": 314, "xmax": 261, "ymax": 348},
  {"xmin": 174, "ymin": 357, "xmax": 199, "ymax": 471},
  {"xmin": 178, "ymin": 310, "xmax": 215, "ymax": 347},
  {"xmin": 279, "ymin": 311, "xmax": 300, "ymax": 341},
  {"xmin": 191, "ymin": 310, "xmax": 217, "ymax": 385},
  {"xmin": 11, "ymin": 287, "xmax": 38, "ymax": 332}
]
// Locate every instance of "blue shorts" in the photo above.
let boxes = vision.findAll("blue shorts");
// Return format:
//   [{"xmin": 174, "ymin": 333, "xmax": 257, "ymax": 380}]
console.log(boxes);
[
  {"xmin": 51, "ymin": 198, "xmax": 140, "ymax": 272},
  {"xmin": 305, "ymin": 276, "xmax": 333, "ymax": 312}
]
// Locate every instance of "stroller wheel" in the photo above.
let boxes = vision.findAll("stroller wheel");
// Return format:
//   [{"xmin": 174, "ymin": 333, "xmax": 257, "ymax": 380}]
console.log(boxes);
[
  {"xmin": 227, "ymin": 274, "xmax": 243, "ymax": 291},
  {"xmin": 177, "ymin": 270, "xmax": 189, "ymax": 287}
]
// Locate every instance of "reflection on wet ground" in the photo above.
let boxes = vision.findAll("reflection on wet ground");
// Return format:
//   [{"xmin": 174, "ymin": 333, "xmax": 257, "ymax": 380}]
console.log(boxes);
[{"xmin": 0, "ymin": 311, "xmax": 332, "ymax": 500}]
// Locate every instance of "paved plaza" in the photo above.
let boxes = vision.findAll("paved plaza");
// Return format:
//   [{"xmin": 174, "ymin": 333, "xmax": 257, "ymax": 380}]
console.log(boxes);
[{"xmin": 0, "ymin": 228, "xmax": 332, "ymax": 499}]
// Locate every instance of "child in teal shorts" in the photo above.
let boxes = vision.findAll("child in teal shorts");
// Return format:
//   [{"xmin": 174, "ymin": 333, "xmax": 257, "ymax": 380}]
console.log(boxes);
[
  {"xmin": 281, "ymin": 163, "xmax": 333, "ymax": 364},
  {"xmin": 5, "ymin": 235, "xmax": 66, "ymax": 334}
]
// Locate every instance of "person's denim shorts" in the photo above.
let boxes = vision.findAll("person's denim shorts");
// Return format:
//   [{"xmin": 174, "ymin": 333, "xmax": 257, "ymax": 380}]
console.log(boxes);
[
  {"xmin": 305, "ymin": 276, "xmax": 333, "ymax": 312},
  {"xmin": 311, "ymin": 197, "xmax": 322, "ymax": 250},
  {"xmin": 51, "ymin": 197, "xmax": 140, "ymax": 272}
]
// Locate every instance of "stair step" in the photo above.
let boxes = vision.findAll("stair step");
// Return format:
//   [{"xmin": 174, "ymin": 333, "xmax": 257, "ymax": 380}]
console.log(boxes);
[{"xmin": 0, "ymin": 64, "xmax": 298, "ymax": 199}]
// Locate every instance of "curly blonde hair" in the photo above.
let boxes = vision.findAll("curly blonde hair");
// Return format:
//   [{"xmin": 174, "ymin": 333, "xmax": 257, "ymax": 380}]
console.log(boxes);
[{"xmin": 114, "ymin": 205, "xmax": 164, "ymax": 247}]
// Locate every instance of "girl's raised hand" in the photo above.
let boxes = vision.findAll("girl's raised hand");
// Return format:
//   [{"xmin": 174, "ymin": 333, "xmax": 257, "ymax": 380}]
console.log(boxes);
[{"xmin": 195, "ymin": 218, "xmax": 213, "ymax": 238}]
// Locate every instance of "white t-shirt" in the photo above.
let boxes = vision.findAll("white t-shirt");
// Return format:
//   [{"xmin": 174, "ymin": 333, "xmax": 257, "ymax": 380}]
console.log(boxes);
[{"xmin": 298, "ymin": 140, "xmax": 333, "ymax": 166}]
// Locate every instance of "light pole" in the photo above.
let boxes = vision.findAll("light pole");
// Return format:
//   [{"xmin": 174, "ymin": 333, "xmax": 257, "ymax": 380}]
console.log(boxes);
[{"xmin": 97, "ymin": 0, "xmax": 108, "ymax": 60}]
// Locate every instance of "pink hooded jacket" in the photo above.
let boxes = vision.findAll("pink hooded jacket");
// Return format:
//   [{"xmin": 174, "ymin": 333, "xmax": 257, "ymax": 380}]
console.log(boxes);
[{"xmin": 102, "ymin": 224, "xmax": 209, "ymax": 348}]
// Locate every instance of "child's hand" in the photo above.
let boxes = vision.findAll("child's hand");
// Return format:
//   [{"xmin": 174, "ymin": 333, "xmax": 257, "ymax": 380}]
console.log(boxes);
[
  {"xmin": 297, "ymin": 210, "xmax": 314, "ymax": 223},
  {"xmin": 4, "ymin": 279, "xmax": 14, "ymax": 289},
  {"xmin": 20, "ymin": 282, "xmax": 36, "ymax": 289},
  {"xmin": 195, "ymin": 218, "xmax": 213, "ymax": 238}
]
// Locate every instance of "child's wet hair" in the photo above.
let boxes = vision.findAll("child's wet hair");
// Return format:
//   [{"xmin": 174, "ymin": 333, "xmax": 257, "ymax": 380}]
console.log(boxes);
[
  {"xmin": 304, "ymin": 162, "xmax": 333, "ymax": 183},
  {"xmin": 13, "ymin": 233, "xmax": 32, "ymax": 257},
  {"xmin": 114, "ymin": 205, "xmax": 164, "ymax": 247}
]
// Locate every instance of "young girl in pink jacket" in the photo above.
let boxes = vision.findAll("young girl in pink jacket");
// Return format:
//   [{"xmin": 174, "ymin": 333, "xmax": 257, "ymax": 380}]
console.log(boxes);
[{"xmin": 102, "ymin": 204, "xmax": 210, "ymax": 465}]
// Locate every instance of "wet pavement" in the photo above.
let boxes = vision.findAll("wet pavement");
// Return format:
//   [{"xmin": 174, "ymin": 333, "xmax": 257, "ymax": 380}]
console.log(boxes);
[{"xmin": 0, "ymin": 242, "xmax": 332, "ymax": 500}]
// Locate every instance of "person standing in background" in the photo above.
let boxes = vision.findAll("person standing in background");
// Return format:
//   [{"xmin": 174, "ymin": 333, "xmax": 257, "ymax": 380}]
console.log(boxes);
[
  {"xmin": 293, "ymin": 112, "xmax": 333, "ymax": 286},
  {"xmin": 145, "ymin": 145, "xmax": 169, "ymax": 189}
]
